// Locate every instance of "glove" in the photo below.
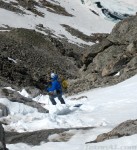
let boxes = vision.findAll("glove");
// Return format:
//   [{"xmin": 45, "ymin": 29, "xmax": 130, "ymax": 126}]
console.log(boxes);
[{"xmin": 48, "ymin": 92, "xmax": 54, "ymax": 95}]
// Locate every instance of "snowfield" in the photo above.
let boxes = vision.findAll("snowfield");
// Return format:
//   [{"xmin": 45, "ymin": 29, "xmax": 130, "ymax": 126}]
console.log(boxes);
[
  {"xmin": 0, "ymin": 74, "xmax": 137, "ymax": 149},
  {"xmin": 7, "ymin": 134, "xmax": 137, "ymax": 150},
  {"xmin": 0, "ymin": 0, "xmax": 114, "ymax": 45}
]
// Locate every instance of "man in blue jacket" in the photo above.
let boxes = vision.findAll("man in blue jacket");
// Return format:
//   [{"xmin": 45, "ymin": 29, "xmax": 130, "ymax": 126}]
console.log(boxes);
[{"xmin": 47, "ymin": 73, "xmax": 65, "ymax": 105}]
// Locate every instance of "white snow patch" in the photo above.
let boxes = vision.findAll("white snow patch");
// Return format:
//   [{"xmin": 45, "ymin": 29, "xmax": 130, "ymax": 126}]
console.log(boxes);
[
  {"xmin": 0, "ymin": 0, "xmax": 114, "ymax": 45},
  {"xmin": 0, "ymin": 98, "xmax": 37, "ymax": 115},
  {"xmin": 4, "ymin": 87, "xmax": 15, "ymax": 91},
  {"xmin": 18, "ymin": 89, "xmax": 31, "ymax": 98},
  {"xmin": 8, "ymin": 57, "xmax": 17, "ymax": 64}
]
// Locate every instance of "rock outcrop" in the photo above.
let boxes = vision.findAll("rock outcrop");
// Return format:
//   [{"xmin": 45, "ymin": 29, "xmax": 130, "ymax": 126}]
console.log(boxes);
[
  {"xmin": 0, "ymin": 104, "xmax": 8, "ymax": 118},
  {"xmin": 86, "ymin": 119, "xmax": 137, "ymax": 144},
  {"xmin": 68, "ymin": 15, "xmax": 137, "ymax": 94},
  {"xmin": 0, "ymin": 88, "xmax": 48, "ymax": 113},
  {"xmin": 1, "ymin": 14, "xmax": 137, "ymax": 95},
  {"xmin": 0, "ymin": 123, "xmax": 7, "ymax": 150},
  {"xmin": 0, "ymin": 28, "xmax": 83, "ymax": 91},
  {"xmin": 5, "ymin": 127, "xmax": 93, "ymax": 145}
]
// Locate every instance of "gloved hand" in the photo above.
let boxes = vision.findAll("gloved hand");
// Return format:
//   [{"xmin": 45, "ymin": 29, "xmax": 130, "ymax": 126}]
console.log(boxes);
[{"xmin": 48, "ymin": 91, "xmax": 54, "ymax": 95}]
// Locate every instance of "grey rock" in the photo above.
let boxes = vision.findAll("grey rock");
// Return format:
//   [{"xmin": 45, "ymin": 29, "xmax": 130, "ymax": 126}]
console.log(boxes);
[
  {"xmin": 1, "ymin": 14, "xmax": 137, "ymax": 96},
  {"xmin": 108, "ymin": 15, "xmax": 137, "ymax": 44},
  {"xmin": 0, "ymin": 123, "xmax": 7, "ymax": 150},
  {"xmin": 81, "ymin": 39, "xmax": 112, "ymax": 68},
  {"xmin": 5, "ymin": 127, "xmax": 94, "ymax": 145},
  {"xmin": 0, "ymin": 0, "xmax": 25, "ymax": 14},
  {"xmin": 0, "ymin": 28, "xmax": 82, "ymax": 91},
  {"xmin": 86, "ymin": 119, "xmax": 137, "ymax": 143},
  {"xmin": 119, "ymin": 56, "xmax": 137, "ymax": 81},
  {"xmin": 0, "ymin": 88, "xmax": 48, "ymax": 113},
  {"xmin": 0, "ymin": 104, "xmax": 9, "ymax": 117},
  {"xmin": 68, "ymin": 14, "xmax": 137, "ymax": 94},
  {"xmin": 126, "ymin": 41, "xmax": 137, "ymax": 56},
  {"xmin": 83, "ymin": 44, "xmax": 131, "ymax": 79}
]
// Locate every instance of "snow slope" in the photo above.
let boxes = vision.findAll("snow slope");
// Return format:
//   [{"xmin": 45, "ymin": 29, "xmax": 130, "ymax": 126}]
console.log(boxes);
[
  {"xmin": 1, "ymin": 0, "xmax": 137, "ymax": 149},
  {"xmin": 0, "ymin": 74, "xmax": 137, "ymax": 149},
  {"xmin": 0, "ymin": 0, "xmax": 114, "ymax": 45},
  {"xmin": 7, "ymin": 134, "xmax": 137, "ymax": 150}
]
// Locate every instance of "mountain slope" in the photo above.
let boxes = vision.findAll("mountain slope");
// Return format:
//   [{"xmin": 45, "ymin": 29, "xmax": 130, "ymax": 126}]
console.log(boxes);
[
  {"xmin": 1, "ymin": 1, "xmax": 137, "ymax": 150},
  {"xmin": 2, "ymin": 71, "xmax": 137, "ymax": 150},
  {"xmin": 0, "ymin": 0, "xmax": 114, "ymax": 45}
]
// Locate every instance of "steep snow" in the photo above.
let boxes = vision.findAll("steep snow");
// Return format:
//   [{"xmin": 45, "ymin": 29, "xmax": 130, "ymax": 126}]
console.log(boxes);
[
  {"xmin": 4, "ymin": 74, "xmax": 137, "ymax": 149},
  {"xmin": 7, "ymin": 134, "xmax": 137, "ymax": 150},
  {"xmin": 1, "ymin": 0, "xmax": 137, "ymax": 149},
  {"xmin": 0, "ymin": 0, "xmax": 114, "ymax": 45}
]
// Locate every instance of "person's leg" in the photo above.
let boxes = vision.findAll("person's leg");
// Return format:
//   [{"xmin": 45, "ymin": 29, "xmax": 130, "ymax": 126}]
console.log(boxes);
[
  {"xmin": 58, "ymin": 94, "xmax": 65, "ymax": 104},
  {"xmin": 49, "ymin": 95, "xmax": 57, "ymax": 105}
]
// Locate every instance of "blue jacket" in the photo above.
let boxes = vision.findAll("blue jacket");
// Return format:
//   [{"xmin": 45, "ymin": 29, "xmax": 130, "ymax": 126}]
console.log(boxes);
[{"xmin": 47, "ymin": 75, "xmax": 62, "ymax": 93}]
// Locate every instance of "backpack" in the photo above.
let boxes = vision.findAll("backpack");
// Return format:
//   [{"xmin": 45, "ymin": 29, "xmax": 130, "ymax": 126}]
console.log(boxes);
[{"xmin": 61, "ymin": 79, "xmax": 68, "ymax": 90}]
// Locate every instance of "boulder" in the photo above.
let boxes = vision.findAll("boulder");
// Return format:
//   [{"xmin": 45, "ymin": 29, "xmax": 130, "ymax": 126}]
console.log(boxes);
[
  {"xmin": 91, "ymin": 45, "xmax": 128, "ymax": 75},
  {"xmin": 119, "ymin": 56, "xmax": 137, "ymax": 81},
  {"xmin": 71, "ymin": 19, "xmax": 137, "ymax": 93},
  {"xmin": 0, "ymin": 123, "xmax": 7, "ymax": 150},
  {"xmin": 81, "ymin": 39, "xmax": 112, "ymax": 67},
  {"xmin": 87, "ymin": 119, "xmax": 137, "ymax": 143},
  {"xmin": 5, "ymin": 127, "xmax": 94, "ymax": 145},
  {"xmin": 108, "ymin": 15, "xmax": 137, "ymax": 44},
  {"xmin": 0, "ymin": 104, "xmax": 8, "ymax": 117},
  {"xmin": 0, "ymin": 88, "xmax": 48, "ymax": 113}
]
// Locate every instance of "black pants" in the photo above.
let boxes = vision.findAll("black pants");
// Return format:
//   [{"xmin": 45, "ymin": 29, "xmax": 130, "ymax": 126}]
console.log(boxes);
[{"xmin": 49, "ymin": 94, "xmax": 65, "ymax": 105}]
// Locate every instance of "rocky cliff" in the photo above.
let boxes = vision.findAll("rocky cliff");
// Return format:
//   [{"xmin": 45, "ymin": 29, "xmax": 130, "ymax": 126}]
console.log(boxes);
[{"xmin": 69, "ymin": 15, "xmax": 137, "ymax": 94}]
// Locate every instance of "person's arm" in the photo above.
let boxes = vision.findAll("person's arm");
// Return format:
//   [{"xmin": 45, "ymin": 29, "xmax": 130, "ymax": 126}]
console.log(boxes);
[
  {"xmin": 45, "ymin": 81, "xmax": 52, "ymax": 91},
  {"xmin": 47, "ymin": 82, "xmax": 56, "ymax": 92}
]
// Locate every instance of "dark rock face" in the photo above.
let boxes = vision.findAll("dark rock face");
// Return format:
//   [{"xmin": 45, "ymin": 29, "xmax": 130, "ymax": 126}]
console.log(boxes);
[
  {"xmin": 108, "ymin": 16, "xmax": 137, "ymax": 44},
  {"xmin": 41, "ymin": 0, "xmax": 73, "ymax": 16},
  {"xmin": 92, "ymin": 45, "xmax": 128, "ymax": 76},
  {"xmin": 5, "ymin": 127, "xmax": 93, "ymax": 145},
  {"xmin": 1, "ymin": 15, "xmax": 137, "ymax": 95},
  {"xmin": 0, "ymin": 28, "xmax": 82, "ymax": 91},
  {"xmin": 87, "ymin": 119, "xmax": 137, "ymax": 143},
  {"xmin": 0, "ymin": 123, "xmax": 7, "ymax": 150},
  {"xmin": 0, "ymin": 104, "xmax": 9, "ymax": 117},
  {"xmin": 68, "ymin": 15, "xmax": 137, "ymax": 94},
  {"xmin": 0, "ymin": 1, "xmax": 25, "ymax": 14}
]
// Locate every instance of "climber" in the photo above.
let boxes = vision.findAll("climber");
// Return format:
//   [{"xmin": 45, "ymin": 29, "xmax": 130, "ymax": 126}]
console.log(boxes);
[{"xmin": 46, "ymin": 73, "xmax": 65, "ymax": 105}]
